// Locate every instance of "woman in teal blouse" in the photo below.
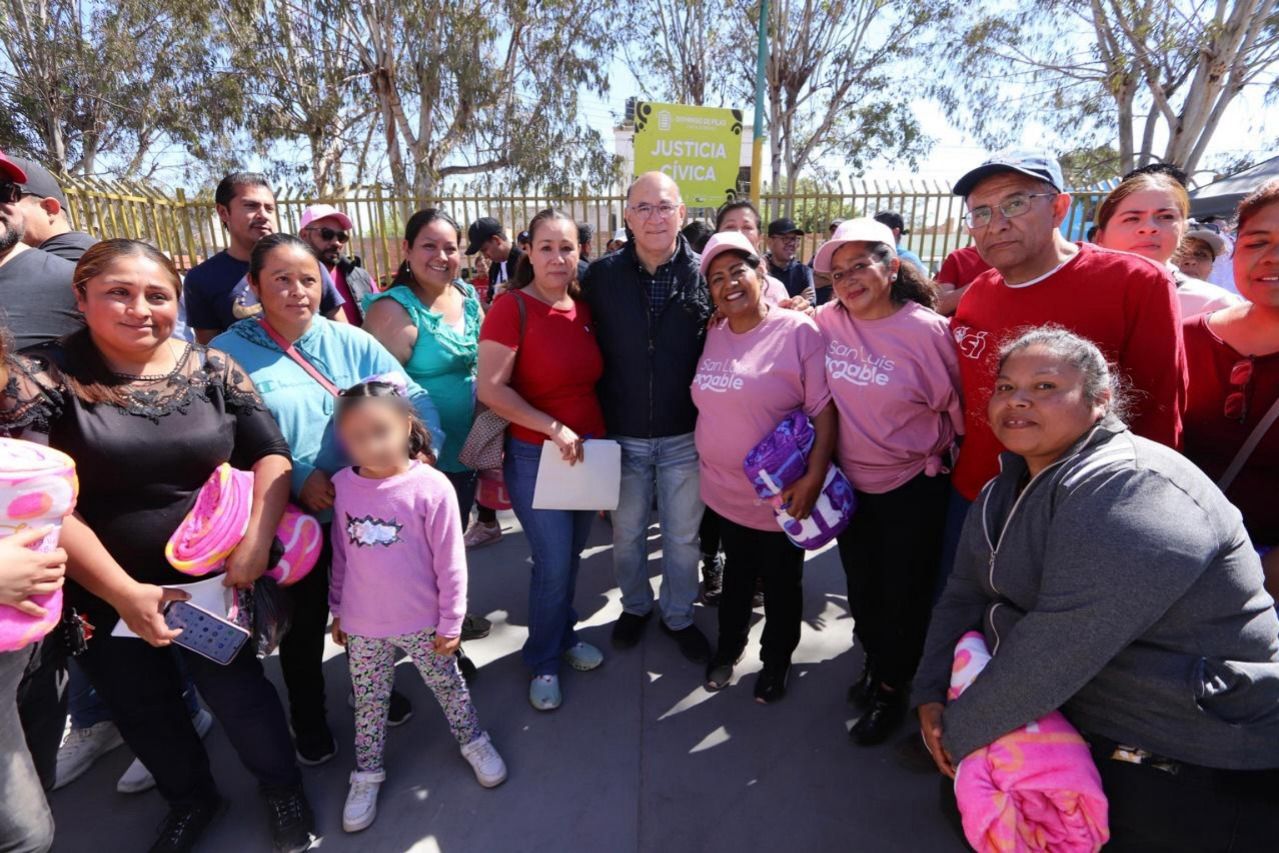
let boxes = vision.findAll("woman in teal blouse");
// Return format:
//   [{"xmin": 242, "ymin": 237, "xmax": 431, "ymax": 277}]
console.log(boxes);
[{"xmin": 363, "ymin": 208, "xmax": 483, "ymax": 517}]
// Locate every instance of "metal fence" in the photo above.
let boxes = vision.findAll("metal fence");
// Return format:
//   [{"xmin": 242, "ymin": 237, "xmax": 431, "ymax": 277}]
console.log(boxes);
[{"xmin": 60, "ymin": 178, "xmax": 1117, "ymax": 285}]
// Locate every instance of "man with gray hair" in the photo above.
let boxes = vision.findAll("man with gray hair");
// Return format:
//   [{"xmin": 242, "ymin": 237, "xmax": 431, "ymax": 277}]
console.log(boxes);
[{"xmin": 580, "ymin": 172, "xmax": 714, "ymax": 663}]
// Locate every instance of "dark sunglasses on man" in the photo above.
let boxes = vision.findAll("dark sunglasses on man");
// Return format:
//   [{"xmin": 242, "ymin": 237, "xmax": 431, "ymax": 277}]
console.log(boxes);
[
  {"xmin": 0, "ymin": 182, "xmax": 22, "ymax": 205},
  {"xmin": 306, "ymin": 225, "xmax": 349, "ymax": 243}
]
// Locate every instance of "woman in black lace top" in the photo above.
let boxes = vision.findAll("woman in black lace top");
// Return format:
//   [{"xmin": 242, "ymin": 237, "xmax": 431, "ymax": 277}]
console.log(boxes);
[{"xmin": 0, "ymin": 240, "xmax": 315, "ymax": 853}]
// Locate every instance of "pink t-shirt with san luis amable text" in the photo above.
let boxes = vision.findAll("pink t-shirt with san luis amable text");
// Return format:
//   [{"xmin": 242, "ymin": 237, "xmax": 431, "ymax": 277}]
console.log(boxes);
[
  {"xmin": 692, "ymin": 307, "xmax": 832, "ymax": 531},
  {"xmin": 816, "ymin": 300, "xmax": 963, "ymax": 494}
]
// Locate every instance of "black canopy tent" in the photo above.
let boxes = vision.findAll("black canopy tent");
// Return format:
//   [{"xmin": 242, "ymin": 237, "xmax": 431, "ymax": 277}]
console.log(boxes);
[{"xmin": 1189, "ymin": 155, "xmax": 1279, "ymax": 221}]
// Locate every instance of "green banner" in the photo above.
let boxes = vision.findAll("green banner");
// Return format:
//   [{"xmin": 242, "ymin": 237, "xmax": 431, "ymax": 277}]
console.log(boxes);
[{"xmin": 632, "ymin": 101, "xmax": 743, "ymax": 206}]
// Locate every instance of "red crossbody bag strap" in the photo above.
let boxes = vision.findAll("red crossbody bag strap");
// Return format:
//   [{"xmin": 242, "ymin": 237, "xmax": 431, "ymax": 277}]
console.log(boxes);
[{"xmin": 258, "ymin": 319, "xmax": 342, "ymax": 397}]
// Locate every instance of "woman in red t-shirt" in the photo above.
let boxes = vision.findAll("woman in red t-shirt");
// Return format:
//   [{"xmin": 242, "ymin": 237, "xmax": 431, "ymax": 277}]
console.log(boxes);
[
  {"xmin": 1182, "ymin": 180, "xmax": 1279, "ymax": 599},
  {"xmin": 477, "ymin": 209, "xmax": 607, "ymax": 711}
]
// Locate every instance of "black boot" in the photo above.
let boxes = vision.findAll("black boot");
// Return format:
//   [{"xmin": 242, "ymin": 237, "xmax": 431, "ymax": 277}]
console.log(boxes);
[
  {"xmin": 850, "ymin": 684, "xmax": 907, "ymax": 746},
  {"xmin": 148, "ymin": 798, "xmax": 226, "ymax": 853},
  {"xmin": 262, "ymin": 782, "xmax": 315, "ymax": 853}
]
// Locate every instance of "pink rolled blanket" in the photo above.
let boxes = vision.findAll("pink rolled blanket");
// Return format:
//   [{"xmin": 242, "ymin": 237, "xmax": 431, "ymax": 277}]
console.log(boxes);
[
  {"xmin": 0, "ymin": 438, "xmax": 78, "ymax": 651},
  {"xmin": 949, "ymin": 631, "xmax": 1110, "ymax": 853},
  {"xmin": 167, "ymin": 463, "xmax": 319, "ymax": 586}
]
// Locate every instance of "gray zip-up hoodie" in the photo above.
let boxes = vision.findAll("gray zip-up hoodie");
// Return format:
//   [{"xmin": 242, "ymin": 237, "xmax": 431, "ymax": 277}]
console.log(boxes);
[{"xmin": 912, "ymin": 415, "xmax": 1279, "ymax": 770}]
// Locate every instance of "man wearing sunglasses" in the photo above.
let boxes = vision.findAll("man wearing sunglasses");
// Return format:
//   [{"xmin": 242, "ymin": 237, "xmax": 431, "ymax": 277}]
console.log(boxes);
[
  {"xmin": 0, "ymin": 150, "xmax": 81, "ymax": 350},
  {"xmin": 300, "ymin": 204, "xmax": 373, "ymax": 326},
  {"xmin": 765, "ymin": 217, "xmax": 817, "ymax": 303},
  {"xmin": 8, "ymin": 157, "xmax": 97, "ymax": 262},
  {"xmin": 946, "ymin": 149, "xmax": 1187, "ymax": 514}
]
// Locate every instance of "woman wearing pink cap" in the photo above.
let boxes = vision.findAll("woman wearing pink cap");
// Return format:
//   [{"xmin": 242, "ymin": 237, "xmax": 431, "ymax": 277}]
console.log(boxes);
[
  {"xmin": 812, "ymin": 218, "xmax": 962, "ymax": 746},
  {"xmin": 692, "ymin": 230, "xmax": 834, "ymax": 704}
]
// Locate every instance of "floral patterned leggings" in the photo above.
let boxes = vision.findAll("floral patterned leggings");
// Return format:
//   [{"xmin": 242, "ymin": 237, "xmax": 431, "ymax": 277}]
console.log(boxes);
[{"xmin": 347, "ymin": 628, "xmax": 483, "ymax": 772}]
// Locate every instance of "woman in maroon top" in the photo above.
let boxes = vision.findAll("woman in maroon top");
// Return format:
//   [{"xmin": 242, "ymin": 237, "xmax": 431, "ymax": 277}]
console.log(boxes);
[
  {"xmin": 1183, "ymin": 180, "xmax": 1279, "ymax": 598},
  {"xmin": 476, "ymin": 209, "xmax": 607, "ymax": 711}
]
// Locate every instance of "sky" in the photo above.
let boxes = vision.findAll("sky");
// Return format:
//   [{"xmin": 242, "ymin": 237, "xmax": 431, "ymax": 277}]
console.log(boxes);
[{"xmin": 582, "ymin": 57, "xmax": 1274, "ymax": 191}]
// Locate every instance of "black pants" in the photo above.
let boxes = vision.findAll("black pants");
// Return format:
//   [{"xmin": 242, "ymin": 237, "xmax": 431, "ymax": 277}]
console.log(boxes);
[
  {"xmin": 715, "ymin": 519, "xmax": 804, "ymax": 666},
  {"xmin": 16, "ymin": 638, "xmax": 67, "ymax": 792},
  {"xmin": 279, "ymin": 522, "xmax": 332, "ymax": 733},
  {"xmin": 938, "ymin": 744, "xmax": 1279, "ymax": 853},
  {"xmin": 837, "ymin": 472, "xmax": 949, "ymax": 688},
  {"xmin": 78, "ymin": 633, "xmax": 300, "ymax": 807},
  {"xmin": 699, "ymin": 506, "xmax": 722, "ymax": 559}
]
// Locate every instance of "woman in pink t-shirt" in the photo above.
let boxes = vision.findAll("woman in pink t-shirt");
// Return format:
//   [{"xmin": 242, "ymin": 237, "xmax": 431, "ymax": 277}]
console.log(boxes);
[
  {"xmin": 813, "ymin": 218, "xmax": 962, "ymax": 747},
  {"xmin": 691, "ymin": 231, "xmax": 834, "ymax": 704}
]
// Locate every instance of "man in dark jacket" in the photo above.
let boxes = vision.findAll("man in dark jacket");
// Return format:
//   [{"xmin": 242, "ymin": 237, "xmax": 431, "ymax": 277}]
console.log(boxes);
[
  {"xmin": 300, "ymin": 203, "xmax": 375, "ymax": 326},
  {"xmin": 581, "ymin": 172, "xmax": 714, "ymax": 663}
]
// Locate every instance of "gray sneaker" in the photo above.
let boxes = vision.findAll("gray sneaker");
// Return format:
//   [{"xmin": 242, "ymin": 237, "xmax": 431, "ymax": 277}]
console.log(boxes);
[{"xmin": 53, "ymin": 721, "xmax": 124, "ymax": 790}]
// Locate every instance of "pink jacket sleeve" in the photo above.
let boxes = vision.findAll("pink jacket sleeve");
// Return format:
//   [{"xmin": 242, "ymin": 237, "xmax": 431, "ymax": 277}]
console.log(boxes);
[{"xmin": 425, "ymin": 479, "xmax": 468, "ymax": 638}]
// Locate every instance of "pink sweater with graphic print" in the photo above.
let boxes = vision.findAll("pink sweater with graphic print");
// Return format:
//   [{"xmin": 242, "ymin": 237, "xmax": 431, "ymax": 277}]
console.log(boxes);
[
  {"xmin": 329, "ymin": 460, "xmax": 466, "ymax": 639},
  {"xmin": 816, "ymin": 301, "xmax": 964, "ymax": 494},
  {"xmin": 692, "ymin": 307, "xmax": 832, "ymax": 531}
]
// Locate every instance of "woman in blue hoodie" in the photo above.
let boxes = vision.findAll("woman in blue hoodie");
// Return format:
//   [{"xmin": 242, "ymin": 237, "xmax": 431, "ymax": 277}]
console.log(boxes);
[{"xmin": 212, "ymin": 234, "xmax": 443, "ymax": 766}]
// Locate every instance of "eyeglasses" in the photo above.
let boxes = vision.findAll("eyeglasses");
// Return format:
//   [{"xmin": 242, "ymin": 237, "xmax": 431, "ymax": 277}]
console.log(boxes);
[
  {"xmin": 1224, "ymin": 357, "xmax": 1254, "ymax": 422},
  {"xmin": 628, "ymin": 202, "xmax": 679, "ymax": 220},
  {"xmin": 965, "ymin": 192, "xmax": 1057, "ymax": 229},
  {"xmin": 772, "ymin": 235, "xmax": 801, "ymax": 244},
  {"xmin": 0, "ymin": 183, "xmax": 22, "ymax": 205},
  {"xmin": 305, "ymin": 226, "xmax": 349, "ymax": 243}
]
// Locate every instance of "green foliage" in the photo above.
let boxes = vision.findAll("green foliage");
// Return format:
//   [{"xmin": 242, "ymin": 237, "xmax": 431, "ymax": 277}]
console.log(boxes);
[
  {"xmin": 1058, "ymin": 145, "xmax": 1123, "ymax": 189},
  {"xmin": 0, "ymin": 0, "xmax": 245, "ymax": 178}
]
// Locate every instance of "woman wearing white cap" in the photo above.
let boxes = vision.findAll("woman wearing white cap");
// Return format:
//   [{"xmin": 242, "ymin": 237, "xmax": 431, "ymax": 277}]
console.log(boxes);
[
  {"xmin": 812, "ymin": 218, "xmax": 962, "ymax": 746},
  {"xmin": 1094, "ymin": 172, "xmax": 1239, "ymax": 317},
  {"xmin": 692, "ymin": 230, "xmax": 834, "ymax": 703},
  {"xmin": 1173, "ymin": 221, "xmax": 1227, "ymax": 283}
]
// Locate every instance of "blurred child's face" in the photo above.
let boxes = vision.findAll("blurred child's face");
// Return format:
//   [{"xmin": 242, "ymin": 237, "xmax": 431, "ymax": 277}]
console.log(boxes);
[{"xmin": 339, "ymin": 400, "xmax": 412, "ymax": 472}]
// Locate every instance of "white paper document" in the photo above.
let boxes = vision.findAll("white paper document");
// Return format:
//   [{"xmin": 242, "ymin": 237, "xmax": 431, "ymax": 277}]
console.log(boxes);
[
  {"xmin": 531, "ymin": 439, "xmax": 621, "ymax": 511},
  {"xmin": 111, "ymin": 574, "xmax": 234, "ymax": 639}
]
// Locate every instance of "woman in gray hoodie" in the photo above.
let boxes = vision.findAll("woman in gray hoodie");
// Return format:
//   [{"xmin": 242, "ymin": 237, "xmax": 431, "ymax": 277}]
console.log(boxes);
[{"xmin": 912, "ymin": 326, "xmax": 1279, "ymax": 852}]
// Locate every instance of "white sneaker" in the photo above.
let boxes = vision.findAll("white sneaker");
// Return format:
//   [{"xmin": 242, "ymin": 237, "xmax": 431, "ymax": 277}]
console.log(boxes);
[
  {"xmin": 460, "ymin": 732, "xmax": 507, "ymax": 788},
  {"xmin": 117, "ymin": 708, "xmax": 215, "ymax": 794},
  {"xmin": 53, "ymin": 721, "xmax": 124, "ymax": 790},
  {"xmin": 343, "ymin": 769, "xmax": 386, "ymax": 833},
  {"xmin": 462, "ymin": 520, "xmax": 502, "ymax": 549}
]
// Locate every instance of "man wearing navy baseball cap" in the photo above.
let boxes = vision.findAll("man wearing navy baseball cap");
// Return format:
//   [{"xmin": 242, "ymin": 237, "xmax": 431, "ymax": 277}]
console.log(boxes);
[
  {"xmin": 0, "ymin": 150, "xmax": 82, "ymax": 349},
  {"xmin": 927, "ymin": 148, "xmax": 1186, "ymax": 582}
]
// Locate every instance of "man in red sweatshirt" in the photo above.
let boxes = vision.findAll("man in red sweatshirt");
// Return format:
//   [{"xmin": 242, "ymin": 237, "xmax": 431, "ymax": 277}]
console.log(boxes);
[{"xmin": 949, "ymin": 150, "xmax": 1186, "ymax": 504}]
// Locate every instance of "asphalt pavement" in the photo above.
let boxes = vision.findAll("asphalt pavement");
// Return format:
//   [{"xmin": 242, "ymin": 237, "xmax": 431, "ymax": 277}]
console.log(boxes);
[{"xmin": 48, "ymin": 510, "xmax": 968, "ymax": 853}]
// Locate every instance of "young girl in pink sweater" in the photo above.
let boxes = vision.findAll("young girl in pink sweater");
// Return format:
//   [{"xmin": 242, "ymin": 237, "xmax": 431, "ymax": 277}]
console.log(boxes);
[
  {"xmin": 812, "ymin": 219, "xmax": 963, "ymax": 748},
  {"xmin": 329, "ymin": 380, "xmax": 506, "ymax": 833}
]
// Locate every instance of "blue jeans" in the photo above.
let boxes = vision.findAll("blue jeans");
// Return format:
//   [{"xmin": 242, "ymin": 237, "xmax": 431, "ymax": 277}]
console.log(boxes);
[
  {"xmin": 69, "ymin": 653, "xmax": 200, "ymax": 730},
  {"xmin": 610, "ymin": 433, "xmax": 704, "ymax": 630},
  {"xmin": 504, "ymin": 438, "xmax": 595, "ymax": 676}
]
